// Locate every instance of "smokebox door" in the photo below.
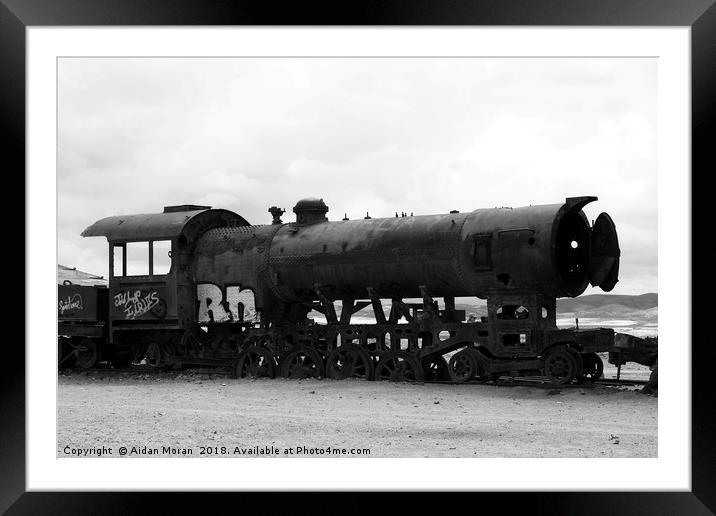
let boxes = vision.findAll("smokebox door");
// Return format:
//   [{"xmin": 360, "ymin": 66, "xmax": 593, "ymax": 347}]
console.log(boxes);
[{"xmin": 588, "ymin": 212, "xmax": 620, "ymax": 291}]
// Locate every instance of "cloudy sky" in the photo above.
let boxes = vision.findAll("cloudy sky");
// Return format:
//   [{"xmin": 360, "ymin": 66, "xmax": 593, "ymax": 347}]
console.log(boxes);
[{"xmin": 58, "ymin": 57, "xmax": 657, "ymax": 295}]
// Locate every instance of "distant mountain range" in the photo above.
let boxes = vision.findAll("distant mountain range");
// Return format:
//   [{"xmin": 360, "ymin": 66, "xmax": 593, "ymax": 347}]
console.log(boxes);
[
  {"xmin": 557, "ymin": 293, "xmax": 657, "ymax": 312},
  {"xmin": 327, "ymin": 293, "xmax": 658, "ymax": 336},
  {"xmin": 454, "ymin": 293, "xmax": 658, "ymax": 320}
]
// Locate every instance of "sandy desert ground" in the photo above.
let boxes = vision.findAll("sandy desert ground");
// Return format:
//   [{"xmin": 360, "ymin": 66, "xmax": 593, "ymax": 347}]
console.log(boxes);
[{"xmin": 57, "ymin": 359, "xmax": 656, "ymax": 459}]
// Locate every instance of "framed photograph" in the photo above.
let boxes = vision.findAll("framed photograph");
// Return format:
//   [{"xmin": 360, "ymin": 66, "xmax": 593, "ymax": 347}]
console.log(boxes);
[{"xmin": 8, "ymin": 0, "xmax": 709, "ymax": 513}]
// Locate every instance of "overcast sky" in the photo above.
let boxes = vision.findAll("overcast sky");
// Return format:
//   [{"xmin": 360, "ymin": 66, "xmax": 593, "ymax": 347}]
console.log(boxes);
[{"xmin": 58, "ymin": 57, "xmax": 657, "ymax": 296}]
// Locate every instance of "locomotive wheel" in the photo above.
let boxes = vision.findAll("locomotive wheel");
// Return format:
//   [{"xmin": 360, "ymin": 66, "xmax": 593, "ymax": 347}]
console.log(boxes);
[
  {"xmin": 422, "ymin": 356, "xmax": 451, "ymax": 382},
  {"xmin": 543, "ymin": 347, "xmax": 578, "ymax": 385},
  {"xmin": 235, "ymin": 345, "xmax": 276, "ymax": 379},
  {"xmin": 579, "ymin": 352, "xmax": 604, "ymax": 382},
  {"xmin": 279, "ymin": 346, "xmax": 325, "ymax": 379},
  {"xmin": 375, "ymin": 351, "xmax": 424, "ymax": 382},
  {"xmin": 326, "ymin": 344, "xmax": 374, "ymax": 380},
  {"xmin": 58, "ymin": 337, "xmax": 77, "ymax": 368},
  {"xmin": 74, "ymin": 338, "xmax": 99, "ymax": 369},
  {"xmin": 448, "ymin": 349, "xmax": 480, "ymax": 382}
]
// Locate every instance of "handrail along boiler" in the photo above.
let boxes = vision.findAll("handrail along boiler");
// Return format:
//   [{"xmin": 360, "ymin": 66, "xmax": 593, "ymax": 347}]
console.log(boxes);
[{"xmin": 63, "ymin": 196, "xmax": 621, "ymax": 385}]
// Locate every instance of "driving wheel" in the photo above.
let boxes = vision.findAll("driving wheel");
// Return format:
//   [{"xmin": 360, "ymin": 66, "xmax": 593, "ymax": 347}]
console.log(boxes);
[
  {"xmin": 543, "ymin": 347, "xmax": 578, "ymax": 385},
  {"xmin": 235, "ymin": 345, "xmax": 276, "ymax": 378},
  {"xmin": 375, "ymin": 351, "xmax": 424, "ymax": 382},
  {"xmin": 279, "ymin": 345, "xmax": 325, "ymax": 379},
  {"xmin": 325, "ymin": 344, "xmax": 373, "ymax": 380}
]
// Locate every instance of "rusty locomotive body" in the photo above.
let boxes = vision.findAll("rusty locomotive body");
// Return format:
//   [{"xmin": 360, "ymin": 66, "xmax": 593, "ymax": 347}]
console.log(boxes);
[{"xmin": 58, "ymin": 196, "xmax": 621, "ymax": 385}]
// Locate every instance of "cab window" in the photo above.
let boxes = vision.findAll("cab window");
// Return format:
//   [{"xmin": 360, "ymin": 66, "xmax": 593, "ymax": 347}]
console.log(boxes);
[
  {"xmin": 152, "ymin": 240, "xmax": 172, "ymax": 275},
  {"xmin": 113, "ymin": 240, "xmax": 172, "ymax": 277},
  {"xmin": 112, "ymin": 244, "xmax": 125, "ymax": 277},
  {"xmin": 126, "ymin": 242, "xmax": 149, "ymax": 276}
]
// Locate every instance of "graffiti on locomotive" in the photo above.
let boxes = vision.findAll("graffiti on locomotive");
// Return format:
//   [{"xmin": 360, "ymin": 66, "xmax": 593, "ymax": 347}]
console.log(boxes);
[
  {"xmin": 58, "ymin": 294, "xmax": 84, "ymax": 314},
  {"xmin": 114, "ymin": 289, "xmax": 161, "ymax": 319},
  {"xmin": 197, "ymin": 283, "xmax": 257, "ymax": 323}
]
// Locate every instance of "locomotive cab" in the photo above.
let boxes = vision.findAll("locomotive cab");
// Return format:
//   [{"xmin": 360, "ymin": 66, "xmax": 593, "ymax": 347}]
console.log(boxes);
[{"xmin": 82, "ymin": 205, "xmax": 248, "ymax": 364}]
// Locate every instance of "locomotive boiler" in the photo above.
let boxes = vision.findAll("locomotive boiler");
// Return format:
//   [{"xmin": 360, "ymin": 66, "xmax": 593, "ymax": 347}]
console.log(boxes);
[{"xmin": 65, "ymin": 195, "xmax": 621, "ymax": 385}]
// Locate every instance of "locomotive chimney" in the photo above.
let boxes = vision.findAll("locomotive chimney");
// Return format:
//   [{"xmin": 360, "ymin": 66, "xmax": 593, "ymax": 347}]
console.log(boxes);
[
  {"xmin": 293, "ymin": 197, "xmax": 329, "ymax": 225},
  {"xmin": 268, "ymin": 206, "xmax": 285, "ymax": 224}
]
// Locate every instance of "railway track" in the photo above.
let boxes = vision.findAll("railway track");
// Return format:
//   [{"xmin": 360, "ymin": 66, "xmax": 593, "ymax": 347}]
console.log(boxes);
[{"xmin": 59, "ymin": 365, "xmax": 647, "ymax": 388}]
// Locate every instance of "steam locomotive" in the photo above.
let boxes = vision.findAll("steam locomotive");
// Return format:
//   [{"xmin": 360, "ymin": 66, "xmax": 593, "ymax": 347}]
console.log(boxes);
[{"xmin": 58, "ymin": 196, "xmax": 621, "ymax": 385}]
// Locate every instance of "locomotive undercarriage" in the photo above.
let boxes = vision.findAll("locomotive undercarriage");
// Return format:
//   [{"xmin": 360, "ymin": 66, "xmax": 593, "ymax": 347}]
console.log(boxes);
[
  {"xmin": 107, "ymin": 289, "xmax": 603, "ymax": 385},
  {"xmin": 109, "ymin": 326, "xmax": 244, "ymax": 369},
  {"xmin": 65, "ymin": 293, "xmax": 606, "ymax": 387},
  {"xmin": 232, "ymin": 318, "xmax": 604, "ymax": 385}
]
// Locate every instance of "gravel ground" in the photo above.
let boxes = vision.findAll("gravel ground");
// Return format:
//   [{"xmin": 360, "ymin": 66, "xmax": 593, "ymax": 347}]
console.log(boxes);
[{"xmin": 57, "ymin": 360, "xmax": 657, "ymax": 459}]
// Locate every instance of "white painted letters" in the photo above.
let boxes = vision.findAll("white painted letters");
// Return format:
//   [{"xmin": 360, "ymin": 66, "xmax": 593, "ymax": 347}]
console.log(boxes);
[
  {"xmin": 197, "ymin": 283, "xmax": 257, "ymax": 323},
  {"xmin": 58, "ymin": 294, "xmax": 83, "ymax": 314},
  {"xmin": 113, "ymin": 290, "xmax": 160, "ymax": 319},
  {"xmin": 226, "ymin": 286, "xmax": 258, "ymax": 322}
]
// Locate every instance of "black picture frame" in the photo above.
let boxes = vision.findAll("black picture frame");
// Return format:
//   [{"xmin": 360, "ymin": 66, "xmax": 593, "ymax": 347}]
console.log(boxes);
[{"xmin": 5, "ymin": 1, "xmax": 710, "ymax": 514}]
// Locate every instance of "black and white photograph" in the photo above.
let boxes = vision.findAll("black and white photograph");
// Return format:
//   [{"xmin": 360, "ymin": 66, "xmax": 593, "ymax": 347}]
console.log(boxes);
[
  {"xmin": 0, "ymin": 0, "xmax": 706, "ymax": 506},
  {"xmin": 55, "ymin": 55, "xmax": 659, "ymax": 460}
]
